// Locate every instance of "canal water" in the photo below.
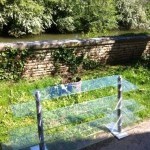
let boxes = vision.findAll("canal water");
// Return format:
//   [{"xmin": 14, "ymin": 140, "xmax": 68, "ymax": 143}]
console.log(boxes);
[
  {"xmin": 0, "ymin": 30, "xmax": 149, "ymax": 43},
  {"xmin": 0, "ymin": 33, "xmax": 81, "ymax": 43}
]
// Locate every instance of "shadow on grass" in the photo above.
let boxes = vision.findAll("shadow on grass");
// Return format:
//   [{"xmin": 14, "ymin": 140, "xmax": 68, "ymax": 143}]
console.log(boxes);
[
  {"xmin": 0, "ymin": 117, "xmax": 109, "ymax": 150},
  {"xmin": 0, "ymin": 144, "xmax": 11, "ymax": 150}
]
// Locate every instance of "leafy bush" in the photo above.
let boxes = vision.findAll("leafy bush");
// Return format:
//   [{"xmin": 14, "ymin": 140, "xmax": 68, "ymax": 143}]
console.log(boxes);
[
  {"xmin": 0, "ymin": 0, "xmax": 150, "ymax": 37},
  {"xmin": 116, "ymin": 0, "xmax": 150, "ymax": 29},
  {"xmin": 0, "ymin": 47, "xmax": 29, "ymax": 80},
  {"xmin": 0, "ymin": 0, "xmax": 53, "ymax": 37},
  {"xmin": 145, "ymin": 1, "xmax": 150, "ymax": 20},
  {"xmin": 72, "ymin": 0, "xmax": 118, "ymax": 34},
  {"xmin": 83, "ymin": 59, "xmax": 100, "ymax": 70}
]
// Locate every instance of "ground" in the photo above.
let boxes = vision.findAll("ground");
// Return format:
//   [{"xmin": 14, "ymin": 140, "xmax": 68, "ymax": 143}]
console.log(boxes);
[{"xmin": 82, "ymin": 119, "xmax": 150, "ymax": 150}]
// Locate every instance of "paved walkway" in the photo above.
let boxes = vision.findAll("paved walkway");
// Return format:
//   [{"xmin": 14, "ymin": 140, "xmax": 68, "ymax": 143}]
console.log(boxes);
[{"xmin": 82, "ymin": 119, "xmax": 150, "ymax": 150}]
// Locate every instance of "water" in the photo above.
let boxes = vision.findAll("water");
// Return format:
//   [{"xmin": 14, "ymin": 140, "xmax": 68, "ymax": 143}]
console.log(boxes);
[
  {"xmin": 0, "ymin": 33, "xmax": 81, "ymax": 43},
  {"xmin": 0, "ymin": 30, "xmax": 149, "ymax": 43}
]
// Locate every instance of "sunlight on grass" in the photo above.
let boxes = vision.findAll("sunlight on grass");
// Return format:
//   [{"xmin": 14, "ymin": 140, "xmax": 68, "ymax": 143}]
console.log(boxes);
[{"xmin": 0, "ymin": 61, "xmax": 149, "ymax": 144}]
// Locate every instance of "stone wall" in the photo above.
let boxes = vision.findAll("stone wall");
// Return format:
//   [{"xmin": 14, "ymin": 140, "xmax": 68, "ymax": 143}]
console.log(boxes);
[{"xmin": 0, "ymin": 35, "xmax": 150, "ymax": 78}]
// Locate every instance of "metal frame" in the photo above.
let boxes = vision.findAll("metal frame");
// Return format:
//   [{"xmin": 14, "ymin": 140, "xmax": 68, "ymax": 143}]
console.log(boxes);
[
  {"xmin": 106, "ymin": 76, "xmax": 128, "ymax": 139},
  {"xmin": 35, "ymin": 91, "xmax": 46, "ymax": 150}
]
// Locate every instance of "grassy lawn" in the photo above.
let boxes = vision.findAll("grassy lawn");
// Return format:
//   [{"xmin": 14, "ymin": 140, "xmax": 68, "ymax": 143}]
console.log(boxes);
[{"xmin": 0, "ymin": 61, "xmax": 150, "ymax": 145}]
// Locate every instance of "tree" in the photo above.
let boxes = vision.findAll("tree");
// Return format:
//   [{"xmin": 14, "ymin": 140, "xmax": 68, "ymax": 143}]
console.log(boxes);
[
  {"xmin": 0, "ymin": 0, "xmax": 149, "ymax": 37},
  {"xmin": 0, "ymin": 0, "xmax": 53, "ymax": 37},
  {"xmin": 68, "ymin": 0, "xmax": 118, "ymax": 33},
  {"xmin": 116, "ymin": 0, "xmax": 150, "ymax": 29}
]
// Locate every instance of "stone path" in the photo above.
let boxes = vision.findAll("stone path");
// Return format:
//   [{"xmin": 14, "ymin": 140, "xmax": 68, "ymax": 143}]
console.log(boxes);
[{"xmin": 82, "ymin": 119, "xmax": 150, "ymax": 150}]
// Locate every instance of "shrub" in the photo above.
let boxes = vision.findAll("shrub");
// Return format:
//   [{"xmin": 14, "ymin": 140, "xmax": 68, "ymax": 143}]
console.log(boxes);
[
  {"xmin": 116, "ymin": 0, "xmax": 150, "ymax": 29},
  {"xmin": 0, "ymin": 0, "xmax": 53, "ymax": 37}
]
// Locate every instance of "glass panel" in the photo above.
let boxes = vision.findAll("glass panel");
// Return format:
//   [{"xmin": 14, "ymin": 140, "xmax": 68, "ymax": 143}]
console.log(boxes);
[
  {"xmin": 3, "ymin": 75, "xmax": 140, "ymax": 150},
  {"xmin": 4, "ymin": 99, "xmax": 144, "ymax": 150},
  {"xmin": 11, "ymin": 75, "xmax": 137, "ymax": 117}
]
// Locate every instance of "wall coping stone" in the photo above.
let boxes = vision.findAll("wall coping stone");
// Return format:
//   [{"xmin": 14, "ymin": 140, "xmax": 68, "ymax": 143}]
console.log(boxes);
[{"xmin": 0, "ymin": 35, "xmax": 150, "ymax": 51}]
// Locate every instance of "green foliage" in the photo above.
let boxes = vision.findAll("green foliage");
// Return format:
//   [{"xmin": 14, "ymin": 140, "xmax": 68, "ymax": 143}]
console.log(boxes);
[
  {"xmin": 0, "ymin": 0, "xmax": 6, "ymax": 5},
  {"xmin": 116, "ymin": 0, "xmax": 150, "ymax": 29},
  {"xmin": 0, "ymin": 62, "xmax": 150, "ymax": 143},
  {"xmin": 0, "ymin": 0, "xmax": 150, "ymax": 37},
  {"xmin": 0, "ymin": 0, "xmax": 53, "ymax": 37},
  {"xmin": 56, "ymin": 17, "xmax": 75, "ymax": 33},
  {"xmin": 142, "ymin": 53, "xmax": 150, "ymax": 68},
  {"xmin": 0, "ymin": 0, "xmax": 118, "ymax": 37},
  {"xmin": 86, "ymin": 0, "xmax": 118, "ymax": 33},
  {"xmin": 0, "ymin": 48, "xmax": 28, "ymax": 80},
  {"xmin": 69, "ymin": 0, "xmax": 118, "ymax": 34},
  {"xmin": 83, "ymin": 59, "xmax": 100, "ymax": 70},
  {"xmin": 52, "ymin": 47, "xmax": 103, "ymax": 74},
  {"xmin": 145, "ymin": 1, "xmax": 150, "ymax": 20},
  {"xmin": 52, "ymin": 47, "xmax": 84, "ymax": 74}
]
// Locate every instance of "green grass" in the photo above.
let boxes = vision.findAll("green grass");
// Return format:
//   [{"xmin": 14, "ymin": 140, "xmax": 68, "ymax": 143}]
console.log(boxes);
[{"xmin": 0, "ymin": 61, "xmax": 150, "ymax": 145}]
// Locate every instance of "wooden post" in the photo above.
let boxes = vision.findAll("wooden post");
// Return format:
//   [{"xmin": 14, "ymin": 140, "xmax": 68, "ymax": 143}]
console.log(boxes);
[
  {"xmin": 35, "ymin": 91, "xmax": 45, "ymax": 150},
  {"xmin": 117, "ymin": 76, "xmax": 122, "ymax": 133}
]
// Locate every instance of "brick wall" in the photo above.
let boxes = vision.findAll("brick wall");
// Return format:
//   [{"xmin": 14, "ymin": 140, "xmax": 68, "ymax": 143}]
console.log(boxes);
[{"xmin": 0, "ymin": 35, "xmax": 150, "ymax": 78}]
